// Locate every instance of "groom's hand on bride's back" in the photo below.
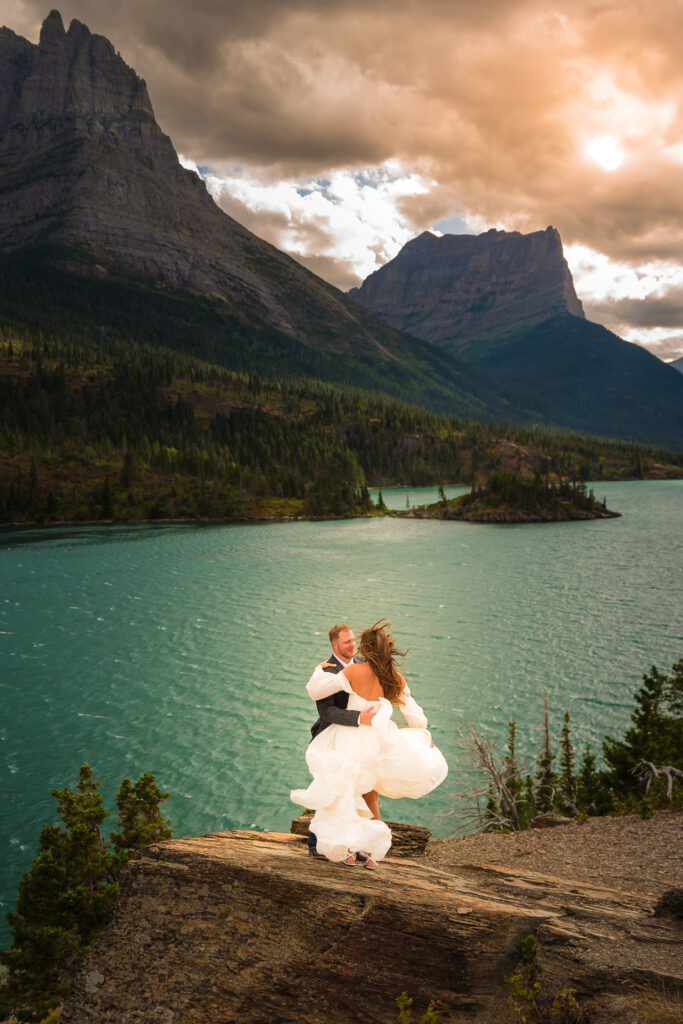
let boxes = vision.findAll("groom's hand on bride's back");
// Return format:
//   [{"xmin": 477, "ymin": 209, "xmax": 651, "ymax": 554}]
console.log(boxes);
[{"xmin": 359, "ymin": 707, "xmax": 377, "ymax": 726}]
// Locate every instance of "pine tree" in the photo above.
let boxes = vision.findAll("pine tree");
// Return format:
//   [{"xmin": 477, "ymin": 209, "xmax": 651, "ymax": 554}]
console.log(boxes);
[
  {"xmin": 534, "ymin": 694, "xmax": 557, "ymax": 815},
  {"xmin": 0, "ymin": 765, "xmax": 173, "ymax": 1022},
  {"xmin": 111, "ymin": 773, "xmax": 172, "ymax": 866},
  {"xmin": 665, "ymin": 661, "xmax": 683, "ymax": 717},
  {"xmin": 0, "ymin": 766, "xmax": 116, "ymax": 1021},
  {"xmin": 101, "ymin": 475, "xmax": 113, "ymax": 519},
  {"xmin": 576, "ymin": 744, "xmax": 610, "ymax": 814},
  {"xmin": 121, "ymin": 449, "xmax": 135, "ymax": 487},
  {"xmin": 358, "ymin": 482, "xmax": 373, "ymax": 512},
  {"xmin": 602, "ymin": 660, "xmax": 683, "ymax": 797},
  {"xmin": 558, "ymin": 711, "xmax": 577, "ymax": 814},
  {"xmin": 29, "ymin": 457, "xmax": 38, "ymax": 505}
]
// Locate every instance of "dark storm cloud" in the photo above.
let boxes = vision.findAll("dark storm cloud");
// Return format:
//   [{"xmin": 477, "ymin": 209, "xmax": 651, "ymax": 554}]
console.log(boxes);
[{"xmin": 588, "ymin": 290, "xmax": 683, "ymax": 330}]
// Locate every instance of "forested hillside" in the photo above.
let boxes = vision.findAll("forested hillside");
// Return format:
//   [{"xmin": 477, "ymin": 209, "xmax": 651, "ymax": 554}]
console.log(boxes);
[
  {"xmin": 1, "ymin": 331, "xmax": 680, "ymax": 525},
  {"xmin": 0, "ymin": 244, "xmax": 507, "ymax": 424}
]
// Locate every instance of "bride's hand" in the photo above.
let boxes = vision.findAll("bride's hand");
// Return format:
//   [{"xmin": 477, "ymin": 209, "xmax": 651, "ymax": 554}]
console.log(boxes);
[{"xmin": 315, "ymin": 661, "xmax": 334, "ymax": 668}]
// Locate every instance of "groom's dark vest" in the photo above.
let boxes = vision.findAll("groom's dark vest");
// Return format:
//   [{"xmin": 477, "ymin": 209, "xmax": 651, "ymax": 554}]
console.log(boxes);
[{"xmin": 309, "ymin": 654, "xmax": 361, "ymax": 741}]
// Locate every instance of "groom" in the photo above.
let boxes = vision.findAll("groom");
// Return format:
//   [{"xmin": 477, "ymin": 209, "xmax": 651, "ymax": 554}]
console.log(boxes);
[
  {"xmin": 307, "ymin": 623, "xmax": 377, "ymax": 857},
  {"xmin": 310, "ymin": 624, "xmax": 371, "ymax": 737}
]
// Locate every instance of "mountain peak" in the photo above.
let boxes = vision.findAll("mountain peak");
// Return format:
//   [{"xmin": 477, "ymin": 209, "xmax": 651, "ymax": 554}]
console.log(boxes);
[
  {"xmin": 349, "ymin": 226, "xmax": 584, "ymax": 352},
  {"xmin": 5, "ymin": 12, "xmax": 154, "ymax": 134},
  {"xmin": 66, "ymin": 18, "xmax": 93, "ymax": 42},
  {"xmin": 40, "ymin": 9, "xmax": 65, "ymax": 42}
]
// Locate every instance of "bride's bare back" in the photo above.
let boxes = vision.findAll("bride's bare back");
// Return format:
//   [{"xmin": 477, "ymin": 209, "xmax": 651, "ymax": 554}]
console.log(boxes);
[
  {"xmin": 345, "ymin": 662, "xmax": 405, "ymax": 702},
  {"xmin": 344, "ymin": 662, "xmax": 382, "ymax": 700}
]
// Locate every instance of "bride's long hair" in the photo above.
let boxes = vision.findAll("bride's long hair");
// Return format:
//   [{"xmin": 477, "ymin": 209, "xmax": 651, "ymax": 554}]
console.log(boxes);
[{"xmin": 359, "ymin": 620, "xmax": 406, "ymax": 705}]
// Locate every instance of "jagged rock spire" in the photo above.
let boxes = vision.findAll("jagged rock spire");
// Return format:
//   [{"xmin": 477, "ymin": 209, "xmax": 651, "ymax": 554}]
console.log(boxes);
[{"xmin": 39, "ymin": 9, "xmax": 65, "ymax": 42}]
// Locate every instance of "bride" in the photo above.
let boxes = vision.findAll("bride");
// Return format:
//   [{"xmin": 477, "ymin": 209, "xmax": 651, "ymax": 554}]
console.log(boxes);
[{"xmin": 290, "ymin": 621, "xmax": 447, "ymax": 869}]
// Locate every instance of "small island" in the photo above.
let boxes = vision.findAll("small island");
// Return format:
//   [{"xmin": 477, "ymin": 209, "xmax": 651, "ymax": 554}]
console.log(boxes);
[{"xmin": 402, "ymin": 470, "xmax": 620, "ymax": 523}]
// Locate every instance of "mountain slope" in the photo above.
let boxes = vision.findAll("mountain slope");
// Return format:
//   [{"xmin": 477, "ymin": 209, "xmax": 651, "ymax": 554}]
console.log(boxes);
[
  {"xmin": 0, "ymin": 241, "xmax": 516, "ymax": 422},
  {"xmin": 476, "ymin": 313, "xmax": 683, "ymax": 448}
]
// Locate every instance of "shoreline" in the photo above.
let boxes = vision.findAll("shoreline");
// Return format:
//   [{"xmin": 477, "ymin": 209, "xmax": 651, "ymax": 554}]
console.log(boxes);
[
  {"xmin": 0, "ymin": 503, "xmax": 623, "ymax": 530},
  {"xmin": 4, "ymin": 476, "xmax": 682, "ymax": 530},
  {"xmin": 0, "ymin": 507, "xmax": 623, "ymax": 530},
  {"xmin": 0, "ymin": 508, "xmax": 620, "ymax": 529}
]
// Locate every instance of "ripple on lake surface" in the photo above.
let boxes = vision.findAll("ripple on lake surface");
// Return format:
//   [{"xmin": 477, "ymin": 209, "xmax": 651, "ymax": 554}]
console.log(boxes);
[{"xmin": 1, "ymin": 480, "xmax": 682, "ymax": 944}]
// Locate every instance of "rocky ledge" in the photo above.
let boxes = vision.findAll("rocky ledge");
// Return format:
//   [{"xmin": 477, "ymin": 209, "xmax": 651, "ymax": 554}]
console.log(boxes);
[{"xmin": 61, "ymin": 815, "xmax": 682, "ymax": 1024}]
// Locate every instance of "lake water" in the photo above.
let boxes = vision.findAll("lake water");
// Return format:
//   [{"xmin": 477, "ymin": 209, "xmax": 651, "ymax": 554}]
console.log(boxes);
[{"xmin": 1, "ymin": 480, "xmax": 681, "ymax": 946}]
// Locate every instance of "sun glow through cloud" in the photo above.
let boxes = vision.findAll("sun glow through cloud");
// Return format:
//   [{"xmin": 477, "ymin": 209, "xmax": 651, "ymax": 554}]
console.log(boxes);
[{"xmin": 585, "ymin": 135, "xmax": 624, "ymax": 172}]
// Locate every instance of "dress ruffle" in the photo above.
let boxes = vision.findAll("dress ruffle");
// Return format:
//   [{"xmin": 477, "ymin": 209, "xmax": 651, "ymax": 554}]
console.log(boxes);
[{"xmin": 376, "ymin": 720, "xmax": 448, "ymax": 798}]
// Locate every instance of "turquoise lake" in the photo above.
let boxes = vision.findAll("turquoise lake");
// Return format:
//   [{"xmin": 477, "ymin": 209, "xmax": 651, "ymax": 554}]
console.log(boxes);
[{"xmin": 1, "ymin": 480, "xmax": 681, "ymax": 945}]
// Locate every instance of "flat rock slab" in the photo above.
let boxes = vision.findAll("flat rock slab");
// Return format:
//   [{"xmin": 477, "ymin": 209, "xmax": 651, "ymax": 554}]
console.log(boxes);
[{"xmin": 62, "ymin": 830, "xmax": 681, "ymax": 1024}]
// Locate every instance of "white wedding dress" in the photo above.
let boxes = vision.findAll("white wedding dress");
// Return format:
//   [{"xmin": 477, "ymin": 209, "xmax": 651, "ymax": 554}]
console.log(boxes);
[{"xmin": 290, "ymin": 668, "xmax": 448, "ymax": 863}]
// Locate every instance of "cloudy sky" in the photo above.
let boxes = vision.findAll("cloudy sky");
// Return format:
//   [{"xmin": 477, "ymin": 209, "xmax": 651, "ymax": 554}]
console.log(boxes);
[{"xmin": 8, "ymin": 0, "xmax": 683, "ymax": 360}]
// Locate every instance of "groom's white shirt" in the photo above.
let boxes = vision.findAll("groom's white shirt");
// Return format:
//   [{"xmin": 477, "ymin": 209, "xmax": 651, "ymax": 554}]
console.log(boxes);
[{"xmin": 305, "ymin": 665, "xmax": 429, "ymax": 729}]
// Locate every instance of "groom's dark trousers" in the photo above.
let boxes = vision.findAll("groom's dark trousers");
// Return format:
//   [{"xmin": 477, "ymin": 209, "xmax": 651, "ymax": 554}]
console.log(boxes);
[{"xmin": 307, "ymin": 654, "xmax": 361, "ymax": 854}]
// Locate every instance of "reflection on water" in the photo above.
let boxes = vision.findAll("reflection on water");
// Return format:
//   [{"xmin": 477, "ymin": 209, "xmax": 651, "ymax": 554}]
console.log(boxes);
[{"xmin": 1, "ymin": 480, "xmax": 681, "ymax": 945}]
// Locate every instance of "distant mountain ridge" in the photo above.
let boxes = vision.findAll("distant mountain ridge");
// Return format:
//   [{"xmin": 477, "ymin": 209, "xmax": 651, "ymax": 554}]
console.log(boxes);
[
  {"xmin": 349, "ymin": 227, "xmax": 584, "ymax": 352},
  {"xmin": 349, "ymin": 230, "xmax": 683, "ymax": 450},
  {"xmin": 468, "ymin": 312, "xmax": 683, "ymax": 446}
]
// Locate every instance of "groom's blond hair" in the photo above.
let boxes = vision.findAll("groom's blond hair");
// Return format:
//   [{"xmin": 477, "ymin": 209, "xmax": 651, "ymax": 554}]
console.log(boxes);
[{"xmin": 329, "ymin": 623, "xmax": 351, "ymax": 644}]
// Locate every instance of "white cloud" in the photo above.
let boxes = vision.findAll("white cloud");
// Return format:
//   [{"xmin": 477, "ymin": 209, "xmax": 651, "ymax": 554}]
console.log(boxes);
[
  {"xmin": 565, "ymin": 244, "xmax": 683, "ymax": 360},
  {"xmin": 565, "ymin": 244, "xmax": 683, "ymax": 303},
  {"xmin": 201, "ymin": 161, "xmax": 436, "ymax": 285},
  {"xmin": 619, "ymin": 327, "xmax": 683, "ymax": 363},
  {"xmin": 178, "ymin": 153, "xmax": 200, "ymax": 172}
]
